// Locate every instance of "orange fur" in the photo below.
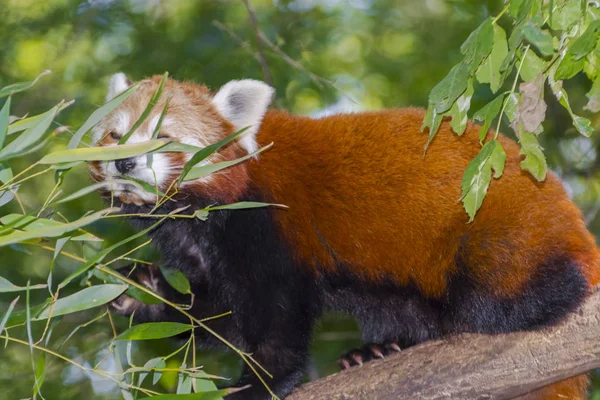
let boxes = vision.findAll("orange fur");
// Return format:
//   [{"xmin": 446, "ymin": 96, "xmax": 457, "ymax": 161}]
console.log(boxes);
[
  {"xmin": 515, "ymin": 375, "xmax": 589, "ymax": 400},
  {"xmin": 249, "ymin": 108, "xmax": 600, "ymax": 298}
]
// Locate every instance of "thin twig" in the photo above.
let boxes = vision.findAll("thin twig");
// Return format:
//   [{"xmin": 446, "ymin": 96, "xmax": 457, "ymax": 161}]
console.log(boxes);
[{"xmin": 242, "ymin": 0, "xmax": 274, "ymax": 87}]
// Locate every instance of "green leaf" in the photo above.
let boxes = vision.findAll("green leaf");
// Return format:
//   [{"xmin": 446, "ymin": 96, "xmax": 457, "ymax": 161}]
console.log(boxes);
[
  {"xmin": 147, "ymin": 97, "xmax": 170, "ymax": 168},
  {"xmin": 35, "ymin": 284, "xmax": 127, "ymax": 320},
  {"xmin": 159, "ymin": 266, "xmax": 191, "ymax": 295},
  {"xmin": 0, "ymin": 208, "xmax": 116, "ymax": 247},
  {"xmin": 177, "ymin": 127, "xmax": 249, "ymax": 185},
  {"xmin": 550, "ymin": 74, "xmax": 595, "ymax": 137},
  {"xmin": 0, "ymin": 70, "xmax": 50, "ymax": 98},
  {"xmin": 476, "ymin": 24, "xmax": 509, "ymax": 92},
  {"xmin": 549, "ymin": 0, "xmax": 581, "ymax": 31},
  {"xmin": 518, "ymin": 49, "xmax": 547, "ymax": 82},
  {"xmin": 519, "ymin": 131, "xmax": 547, "ymax": 180},
  {"xmin": 33, "ymin": 353, "xmax": 45, "ymax": 397},
  {"xmin": 585, "ymin": 77, "xmax": 600, "ymax": 112},
  {"xmin": 448, "ymin": 78, "xmax": 474, "ymax": 136},
  {"xmin": 522, "ymin": 22, "xmax": 554, "ymax": 57},
  {"xmin": 116, "ymin": 322, "xmax": 193, "ymax": 340},
  {"xmin": 184, "ymin": 142, "xmax": 273, "ymax": 181},
  {"xmin": 460, "ymin": 18, "xmax": 494, "ymax": 72},
  {"xmin": 461, "ymin": 140, "xmax": 506, "ymax": 222},
  {"xmin": 0, "ymin": 277, "xmax": 46, "ymax": 293},
  {"xmin": 39, "ymin": 139, "xmax": 167, "ymax": 164},
  {"xmin": 473, "ymin": 94, "xmax": 506, "ymax": 142},
  {"xmin": 555, "ymin": 53, "xmax": 585, "ymax": 80},
  {"xmin": 120, "ymin": 72, "xmax": 168, "ymax": 144},
  {"xmin": 421, "ymin": 105, "xmax": 443, "ymax": 147},
  {"xmin": 0, "ymin": 96, "xmax": 11, "ymax": 149},
  {"xmin": 428, "ymin": 62, "xmax": 471, "ymax": 114},
  {"xmin": 207, "ymin": 201, "xmax": 286, "ymax": 211},
  {"xmin": 504, "ymin": 93, "xmax": 520, "ymax": 122},
  {"xmin": 0, "ymin": 296, "xmax": 19, "ymax": 333},
  {"xmin": 137, "ymin": 357, "xmax": 166, "ymax": 387},
  {"xmin": 568, "ymin": 20, "xmax": 600, "ymax": 60},
  {"xmin": 59, "ymin": 216, "xmax": 168, "ymax": 289},
  {"xmin": 0, "ymin": 214, "xmax": 101, "ymax": 241},
  {"xmin": 68, "ymin": 83, "xmax": 139, "ymax": 149},
  {"xmin": 509, "ymin": 0, "xmax": 532, "ymax": 21},
  {"xmin": 0, "ymin": 102, "xmax": 62, "ymax": 161},
  {"xmin": 8, "ymin": 102, "xmax": 71, "ymax": 136},
  {"xmin": 147, "ymin": 391, "xmax": 227, "ymax": 400}
]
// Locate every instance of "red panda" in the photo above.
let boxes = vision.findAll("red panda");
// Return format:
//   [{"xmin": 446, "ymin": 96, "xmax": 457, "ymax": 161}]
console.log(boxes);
[{"xmin": 90, "ymin": 74, "xmax": 600, "ymax": 400}]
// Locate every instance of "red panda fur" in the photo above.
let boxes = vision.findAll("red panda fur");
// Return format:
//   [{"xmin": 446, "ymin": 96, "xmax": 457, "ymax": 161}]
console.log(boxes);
[
  {"xmin": 97, "ymin": 76, "xmax": 600, "ymax": 400},
  {"xmin": 250, "ymin": 108, "xmax": 600, "ymax": 298}
]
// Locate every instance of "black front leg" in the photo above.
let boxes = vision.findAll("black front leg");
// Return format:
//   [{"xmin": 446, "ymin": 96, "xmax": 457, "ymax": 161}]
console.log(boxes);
[{"xmin": 227, "ymin": 330, "xmax": 312, "ymax": 400}]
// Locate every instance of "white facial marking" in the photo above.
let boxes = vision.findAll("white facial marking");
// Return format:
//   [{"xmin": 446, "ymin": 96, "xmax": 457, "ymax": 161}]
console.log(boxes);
[{"xmin": 212, "ymin": 79, "xmax": 274, "ymax": 155}]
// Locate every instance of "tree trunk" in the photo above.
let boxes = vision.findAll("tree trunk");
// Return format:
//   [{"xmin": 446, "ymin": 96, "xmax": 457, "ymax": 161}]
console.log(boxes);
[{"xmin": 287, "ymin": 290, "xmax": 600, "ymax": 400}]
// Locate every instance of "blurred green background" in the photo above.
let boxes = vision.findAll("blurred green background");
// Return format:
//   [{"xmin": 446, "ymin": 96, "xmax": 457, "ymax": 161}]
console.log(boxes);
[{"xmin": 1, "ymin": 0, "xmax": 600, "ymax": 398}]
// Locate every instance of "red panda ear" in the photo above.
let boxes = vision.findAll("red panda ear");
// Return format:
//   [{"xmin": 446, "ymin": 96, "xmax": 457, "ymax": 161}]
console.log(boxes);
[
  {"xmin": 106, "ymin": 72, "xmax": 132, "ymax": 102},
  {"xmin": 211, "ymin": 79, "xmax": 274, "ymax": 154}
]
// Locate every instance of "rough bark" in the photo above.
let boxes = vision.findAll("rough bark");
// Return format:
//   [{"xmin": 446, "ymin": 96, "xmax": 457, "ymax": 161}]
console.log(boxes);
[{"xmin": 287, "ymin": 290, "xmax": 600, "ymax": 400}]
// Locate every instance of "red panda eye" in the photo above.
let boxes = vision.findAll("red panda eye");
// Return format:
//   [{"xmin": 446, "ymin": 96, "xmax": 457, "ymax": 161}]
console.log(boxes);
[
  {"xmin": 109, "ymin": 130, "xmax": 119, "ymax": 140},
  {"xmin": 157, "ymin": 134, "xmax": 169, "ymax": 140}
]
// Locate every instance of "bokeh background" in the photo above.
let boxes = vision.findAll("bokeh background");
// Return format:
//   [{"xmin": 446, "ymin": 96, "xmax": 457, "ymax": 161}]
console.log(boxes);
[{"xmin": 1, "ymin": 0, "xmax": 600, "ymax": 398}]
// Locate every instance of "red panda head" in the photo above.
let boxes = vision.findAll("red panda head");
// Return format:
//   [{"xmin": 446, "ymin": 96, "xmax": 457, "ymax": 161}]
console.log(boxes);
[{"xmin": 89, "ymin": 73, "xmax": 274, "ymax": 205}]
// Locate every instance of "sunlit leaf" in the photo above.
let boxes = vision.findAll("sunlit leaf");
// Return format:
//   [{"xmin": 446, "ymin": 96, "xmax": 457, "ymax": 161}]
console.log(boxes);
[
  {"xmin": 120, "ymin": 72, "xmax": 168, "ymax": 144},
  {"xmin": 0, "ymin": 296, "xmax": 19, "ymax": 333},
  {"xmin": 0, "ymin": 277, "xmax": 46, "ymax": 293},
  {"xmin": 0, "ymin": 102, "xmax": 62, "ymax": 161},
  {"xmin": 461, "ymin": 140, "xmax": 506, "ymax": 221},
  {"xmin": 177, "ymin": 127, "xmax": 249, "ymax": 185},
  {"xmin": 184, "ymin": 143, "xmax": 272, "ymax": 181},
  {"xmin": 555, "ymin": 53, "xmax": 585, "ymax": 80},
  {"xmin": 116, "ymin": 322, "xmax": 193, "ymax": 341},
  {"xmin": 518, "ymin": 49, "xmax": 547, "ymax": 82},
  {"xmin": 35, "ymin": 284, "xmax": 127, "ymax": 321},
  {"xmin": 39, "ymin": 139, "xmax": 168, "ymax": 164},
  {"xmin": 473, "ymin": 94, "xmax": 506, "ymax": 142},
  {"xmin": 147, "ymin": 391, "xmax": 227, "ymax": 400},
  {"xmin": 421, "ymin": 105, "xmax": 443, "ymax": 147},
  {"xmin": 460, "ymin": 18, "xmax": 494, "ymax": 72},
  {"xmin": 59, "ymin": 216, "xmax": 168, "ymax": 289},
  {"xmin": 8, "ymin": 102, "xmax": 71, "ymax": 136},
  {"xmin": 138, "ymin": 357, "xmax": 166, "ymax": 387},
  {"xmin": 68, "ymin": 83, "xmax": 139, "ymax": 149},
  {"xmin": 0, "ymin": 96, "xmax": 11, "ymax": 149},
  {"xmin": 0, "ymin": 208, "xmax": 116, "ymax": 247},
  {"xmin": 476, "ymin": 24, "xmax": 508, "ymax": 92},
  {"xmin": 519, "ymin": 131, "xmax": 547, "ymax": 181},
  {"xmin": 568, "ymin": 20, "xmax": 600, "ymax": 60},
  {"xmin": 0, "ymin": 70, "xmax": 50, "ymax": 98},
  {"xmin": 448, "ymin": 78, "xmax": 474, "ymax": 136},
  {"xmin": 522, "ymin": 22, "xmax": 554, "ymax": 57},
  {"xmin": 428, "ymin": 62, "xmax": 471, "ymax": 114},
  {"xmin": 207, "ymin": 201, "xmax": 286, "ymax": 211}
]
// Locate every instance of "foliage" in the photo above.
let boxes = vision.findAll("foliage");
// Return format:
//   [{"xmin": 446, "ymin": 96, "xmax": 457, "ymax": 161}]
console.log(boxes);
[
  {"xmin": 423, "ymin": 0, "xmax": 600, "ymax": 221},
  {"xmin": 1, "ymin": 0, "xmax": 600, "ymax": 399}
]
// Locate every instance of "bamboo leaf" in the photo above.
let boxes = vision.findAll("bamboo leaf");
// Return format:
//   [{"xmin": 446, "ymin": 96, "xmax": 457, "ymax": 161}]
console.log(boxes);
[
  {"xmin": 36, "ymin": 284, "xmax": 127, "ymax": 320},
  {"xmin": 39, "ymin": 139, "xmax": 167, "ymax": 164},
  {"xmin": 177, "ymin": 127, "xmax": 249, "ymax": 185},
  {"xmin": 159, "ymin": 266, "xmax": 191, "ymax": 295},
  {"xmin": 68, "ymin": 83, "xmax": 139, "ymax": 149},
  {"xmin": 184, "ymin": 142, "xmax": 272, "ymax": 181},
  {"xmin": 0, "ymin": 96, "xmax": 11, "ymax": 149},
  {"xmin": 116, "ymin": 322, "xmax": 193, "ymax": 340},
  {"xmin": 120, "ymin": 72, "xmax": 168, "ymax": 144},
  {"xmin": 0, "ymin": 70, "xmax": 50, "ymax": 98},
  {"xmin": 0, "ymin": 277, "xmax": 46, "ymax": 293}
]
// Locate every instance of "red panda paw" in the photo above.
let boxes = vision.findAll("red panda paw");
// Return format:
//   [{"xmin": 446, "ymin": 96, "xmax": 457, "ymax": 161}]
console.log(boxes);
[
  {"xmin": 337, "ymin": 342, "xmax": 401, "ymax": 370},
  {"xmin": 109, "ymin": 264, "xmax": 163, "ymax": 318}
]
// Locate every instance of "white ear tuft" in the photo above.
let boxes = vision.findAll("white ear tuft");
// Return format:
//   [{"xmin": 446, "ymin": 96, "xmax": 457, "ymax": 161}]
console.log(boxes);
[
  {"xmin": 212, "ymin": 79, "xmax": 274, "ymax": 154},
  {"xmin": 106, "ymin": 72, "xmax": 132, "ymax": 102}
]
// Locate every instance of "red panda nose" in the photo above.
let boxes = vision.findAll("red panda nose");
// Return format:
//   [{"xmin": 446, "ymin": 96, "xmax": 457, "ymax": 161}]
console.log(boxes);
[{"xmin": 115, "ymin": 157, "xmax": 136, "ymax": 174}]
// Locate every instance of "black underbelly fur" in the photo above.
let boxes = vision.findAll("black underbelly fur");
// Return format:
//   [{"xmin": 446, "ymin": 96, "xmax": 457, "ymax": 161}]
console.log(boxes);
[{"xmin": 113, "ymin": 189, "xmax": 587, "ymax": 400}]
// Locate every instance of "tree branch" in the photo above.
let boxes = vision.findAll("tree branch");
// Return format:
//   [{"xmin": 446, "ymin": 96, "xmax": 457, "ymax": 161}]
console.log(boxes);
[
  {"xmin": 242, "ymin": 0, "xmax": 274, "ymax": 87},
  {"xmin": 288, "ymin": 290, "xmax": 600, "ymax": 400}
]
